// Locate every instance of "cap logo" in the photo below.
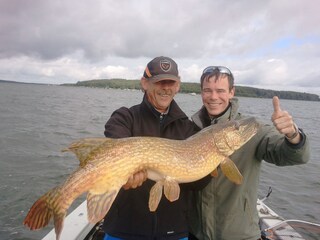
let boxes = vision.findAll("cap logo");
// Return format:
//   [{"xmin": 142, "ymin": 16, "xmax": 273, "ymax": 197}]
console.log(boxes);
[{"xmin": 160, "ymin": 59, "xmax": 171, "ymax": 72}]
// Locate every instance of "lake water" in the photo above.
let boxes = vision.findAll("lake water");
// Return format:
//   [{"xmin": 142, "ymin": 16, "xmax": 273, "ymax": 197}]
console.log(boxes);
[{"xmin": 0, "ymin": 82, "xmax": 319, "ymax": 240}]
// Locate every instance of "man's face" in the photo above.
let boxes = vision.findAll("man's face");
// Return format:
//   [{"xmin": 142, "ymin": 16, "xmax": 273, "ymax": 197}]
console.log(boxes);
[
  {"xmin": 141, "ymin": 78, "xmax": 180, "ymax": 113},
  {"xmin": 201, "ymin": 75, "xmax": 235, "ymax": 117}
]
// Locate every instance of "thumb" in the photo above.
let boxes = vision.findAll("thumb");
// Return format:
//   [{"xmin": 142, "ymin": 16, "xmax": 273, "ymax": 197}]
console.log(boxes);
[{"xmin": 272, "ymin": 96, "xmax": 282, "ymax": 114}]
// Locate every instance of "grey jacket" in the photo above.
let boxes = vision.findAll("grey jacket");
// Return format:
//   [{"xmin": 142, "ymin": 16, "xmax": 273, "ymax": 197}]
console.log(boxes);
[{"xmin": 189, "ymin": 98, "xmax": 310, "ymax": 240}]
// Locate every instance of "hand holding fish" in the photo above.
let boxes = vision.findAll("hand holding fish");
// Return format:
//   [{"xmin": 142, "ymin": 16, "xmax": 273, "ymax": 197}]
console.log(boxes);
[
  {"xmin": 123, "ymin": 169, "xmax": 148, "ymax": 190},
  {"xmin": 271, "ymin": 96, "xmax": 300, "ymax": 144}
]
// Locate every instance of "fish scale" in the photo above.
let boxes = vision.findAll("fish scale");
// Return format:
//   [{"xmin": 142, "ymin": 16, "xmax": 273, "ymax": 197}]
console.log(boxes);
[{"xmin": 23, "ymin": 117, "xmax": 259, "ymax": 240}]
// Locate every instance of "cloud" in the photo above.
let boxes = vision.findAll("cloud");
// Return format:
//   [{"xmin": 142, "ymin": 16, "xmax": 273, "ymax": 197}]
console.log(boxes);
[{"xmin": 0, "ymin": 0, "xmax": 320, "ymax": 95}]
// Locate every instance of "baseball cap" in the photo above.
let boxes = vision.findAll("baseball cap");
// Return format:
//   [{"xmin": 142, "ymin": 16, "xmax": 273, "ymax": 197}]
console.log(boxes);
[{"xmin": 143, "ymin": 56, "xmax": 180, "ymax": 82}]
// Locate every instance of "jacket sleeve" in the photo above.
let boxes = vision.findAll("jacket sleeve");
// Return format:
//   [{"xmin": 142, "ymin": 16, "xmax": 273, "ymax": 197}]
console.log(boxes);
[
  {"xmin": 255, "ymin": 124, "xmax": 310, "ymax": 166},
  {"xmin": 104, "ymin": 107, "xmax": 133, "ymax": 138}
]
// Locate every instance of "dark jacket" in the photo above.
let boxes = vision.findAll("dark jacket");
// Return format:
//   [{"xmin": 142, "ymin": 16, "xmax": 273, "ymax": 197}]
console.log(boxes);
[{"xmin": 102, "ymin": 94, "xmax": 196, "ymax": 240}]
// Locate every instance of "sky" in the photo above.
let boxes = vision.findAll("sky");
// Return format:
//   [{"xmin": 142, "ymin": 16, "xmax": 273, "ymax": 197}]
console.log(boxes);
[{"xmin": 1, "ymin": 0, "xmax": 320, "ymax": 96}]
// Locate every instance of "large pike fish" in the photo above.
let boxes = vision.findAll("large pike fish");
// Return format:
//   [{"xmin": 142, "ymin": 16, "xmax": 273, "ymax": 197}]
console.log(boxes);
[{"xmin": 23, "ymin": 117, "xmax": 259, "ymax": 240}]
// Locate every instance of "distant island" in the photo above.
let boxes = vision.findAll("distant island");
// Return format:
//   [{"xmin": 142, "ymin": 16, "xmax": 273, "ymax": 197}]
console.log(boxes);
[
  {"xmin": 62, "ymin": 78, "xmax": 320, "ymax": 101},
  {"xmin": 1, "ymin": 79, "xmax": 318, "ymax": 101}
]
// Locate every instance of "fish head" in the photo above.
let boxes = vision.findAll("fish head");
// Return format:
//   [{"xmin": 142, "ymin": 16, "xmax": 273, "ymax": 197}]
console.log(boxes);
[{"xmin": 213, "ymin": 117, "xmax": 259, "ymax": 155}]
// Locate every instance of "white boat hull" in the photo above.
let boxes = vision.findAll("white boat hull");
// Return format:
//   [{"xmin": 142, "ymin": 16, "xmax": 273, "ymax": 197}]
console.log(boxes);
[
  {"xmin": 42, "ymin": 200, "xmax": 94, "ymax": 240},
  {"xmin": 43, "ymin": 199, "xmax": 319, "ymax": 240},
  {"xmin": 257, "ymin": 199, "xmax": 305, "ymax": 239}
]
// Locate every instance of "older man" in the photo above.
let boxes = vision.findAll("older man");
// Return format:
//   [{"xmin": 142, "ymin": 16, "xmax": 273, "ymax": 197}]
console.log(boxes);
[{"xmin": 102, "ymin": 56, "xmax": 195, "ymax": 240}]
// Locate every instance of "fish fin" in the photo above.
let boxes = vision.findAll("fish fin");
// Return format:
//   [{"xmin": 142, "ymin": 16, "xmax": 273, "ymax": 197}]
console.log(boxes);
[
  {"xmin": 24, "ymin": 187, "xmax": 66, "ymax": 240},
  {"xmin": 23, "ymin": 194, "xmax": 53, "ymax": 230},
  {"xmin": 220, "ymin": 157, "xmax": 243, "ymax": 184},
  {"xmin": 87, "ymin": 189, "xmax": 119, "ymax": 223},
  {"xmin": 62, "ymin": 138, "xmax": 112, "ymax": 167},
  {"xmin": 149, "ymin": 181, "xmax": 164, "ymax": 212},
  {"xmin": 54, "ymin": 213, "xmax": 65, "ymax": 240},
  {"xmin": 211, "ymin": 168, "xmax": 219, "ymax": 177},
  {"xmin": 163, "ymin": 178, "xmax": 180, "ymax": 202}
]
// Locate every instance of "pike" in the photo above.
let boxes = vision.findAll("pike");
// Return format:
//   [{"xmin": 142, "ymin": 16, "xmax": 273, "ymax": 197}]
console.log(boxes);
[{"xmin": 23, "ymin": 117, "xmax": 259, "ymax": 240}]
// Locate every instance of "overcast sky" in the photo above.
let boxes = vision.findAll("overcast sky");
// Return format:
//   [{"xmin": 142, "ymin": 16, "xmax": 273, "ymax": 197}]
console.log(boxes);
[{"xmin": 1, "ymin": 0, "xmax": 320, "ymax": 95}]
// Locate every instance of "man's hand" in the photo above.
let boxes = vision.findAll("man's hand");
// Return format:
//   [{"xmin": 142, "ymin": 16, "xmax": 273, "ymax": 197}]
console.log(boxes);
[
  {"xmin": 123, "ymin": 169, "xmax": 148, "ymax": 190},
  {"xmin": 271, "ymin": 96, "xmax": 300, "ymax": 144}
]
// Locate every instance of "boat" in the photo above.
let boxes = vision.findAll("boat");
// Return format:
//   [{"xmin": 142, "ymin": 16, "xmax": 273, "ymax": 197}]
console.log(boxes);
[
  {"xmin": 42, "ymin": 187, "xmax": 320, "ymax": 240},
  {"xmin": 42, "ymin": 200, "xmax": 100, "ymax": 240},
  {"xmin": 258, "ymin": 187, "xmax": 320, "ymax": 240}
]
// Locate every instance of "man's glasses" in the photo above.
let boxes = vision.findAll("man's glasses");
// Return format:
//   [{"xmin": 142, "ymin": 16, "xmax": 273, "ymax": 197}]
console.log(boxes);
[{"xmin": 202, "ymin": 66, "xmax": 233, "ymax": 76}]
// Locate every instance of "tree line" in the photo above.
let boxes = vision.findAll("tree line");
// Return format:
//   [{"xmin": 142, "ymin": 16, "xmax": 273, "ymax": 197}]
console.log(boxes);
[{"xmin": 62, "ymin": 78, "xmax": 320, "ymax": 101}]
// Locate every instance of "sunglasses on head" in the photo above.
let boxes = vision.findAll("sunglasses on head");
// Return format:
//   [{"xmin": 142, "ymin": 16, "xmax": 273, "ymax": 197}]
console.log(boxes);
[{"xmin": 202, "ymin": 66, "xmax": 232, "ymax": 75}]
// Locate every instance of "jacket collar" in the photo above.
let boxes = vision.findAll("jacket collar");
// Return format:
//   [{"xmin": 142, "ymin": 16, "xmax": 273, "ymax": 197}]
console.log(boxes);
[{"xmin": 192, "ymin": 98, "xmax": 240, "ymax": 129}]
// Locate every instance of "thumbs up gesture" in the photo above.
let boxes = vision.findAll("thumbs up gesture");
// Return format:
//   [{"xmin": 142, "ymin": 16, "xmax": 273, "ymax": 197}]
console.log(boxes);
[{"xmin": 271, "ymin": 96, "xmax": 300, "ymax": 144}]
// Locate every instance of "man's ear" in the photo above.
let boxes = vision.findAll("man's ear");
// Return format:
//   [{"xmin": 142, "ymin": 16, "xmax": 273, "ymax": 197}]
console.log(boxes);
[
  {"xmin": 175, "ymin": 81, "xmax": 181, "ymax": 93},
  {"xmin": 140, "ymin": 77, "xmax": 148, "ymax": 91},
  {"xmin": 229, "ymin": 86, "xmax": 235, "ymax": 97}
]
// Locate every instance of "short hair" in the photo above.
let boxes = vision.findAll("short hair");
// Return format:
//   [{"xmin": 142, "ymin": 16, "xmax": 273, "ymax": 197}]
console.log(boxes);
[{"xmin": 200, "ymin": 69, "xmax": 234, "ymax": 91}]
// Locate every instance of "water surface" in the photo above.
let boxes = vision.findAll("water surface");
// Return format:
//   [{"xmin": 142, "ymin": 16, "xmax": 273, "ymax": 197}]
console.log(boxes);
[{"xmin": 0, "ymin": 83, "xmax": 319, "ymax": 239}]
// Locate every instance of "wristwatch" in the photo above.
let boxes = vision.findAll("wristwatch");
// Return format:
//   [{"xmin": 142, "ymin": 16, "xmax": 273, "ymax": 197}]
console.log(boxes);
[{"xmin": 285, "ymin": 123, "xmax": 301, "ymax": 140}]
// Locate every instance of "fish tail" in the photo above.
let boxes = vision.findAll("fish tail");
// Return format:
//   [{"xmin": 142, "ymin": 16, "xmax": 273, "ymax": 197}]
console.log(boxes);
[
  {"xmin": 24, "ymin": 187, "xmax": 66, "ymax": 239},
  {"xmin": 23, "ymin": 193, "xmax": 53, "ymax": 230}
]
